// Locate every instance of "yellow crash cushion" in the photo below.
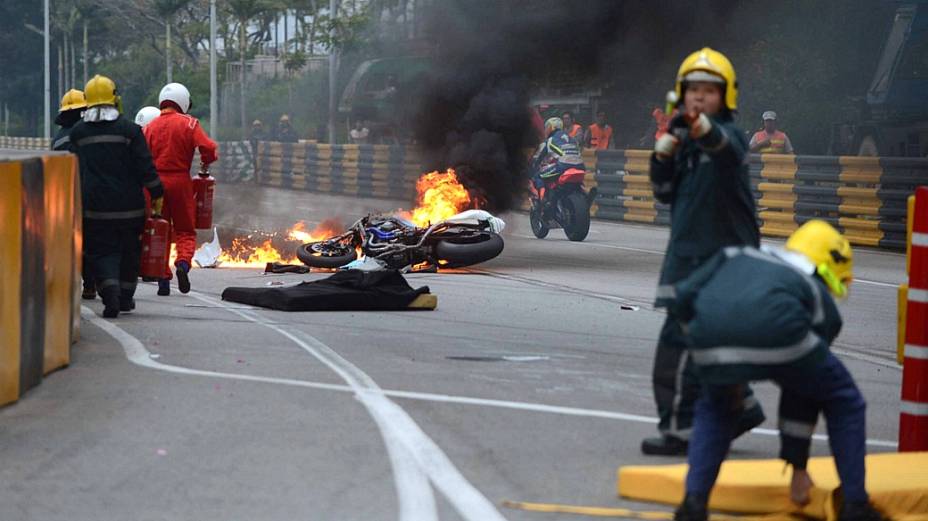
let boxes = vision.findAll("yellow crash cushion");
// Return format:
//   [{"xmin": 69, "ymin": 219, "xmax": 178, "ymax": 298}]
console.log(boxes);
[
  {"xmin": 618, "ymin": 452, "xmax": 928, "ymax": 521},
  {"xmin": 407, "ymin": 294, "xmax": 437, "ymax": 310}
]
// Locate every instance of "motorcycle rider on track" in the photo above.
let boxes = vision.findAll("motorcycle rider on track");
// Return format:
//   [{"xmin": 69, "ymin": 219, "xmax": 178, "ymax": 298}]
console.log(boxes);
[
  {"xmin": 143, "ymin": 82, "xmax": 218, "ymax": 296},
  {"xmin": 531, "ymin": 116, "xmax": 585, "ymax": 194}
]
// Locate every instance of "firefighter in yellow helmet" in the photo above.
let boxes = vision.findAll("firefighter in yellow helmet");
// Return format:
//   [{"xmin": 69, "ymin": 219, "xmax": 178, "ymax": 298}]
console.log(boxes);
[
  {"xmin": 52, "ymin": 89, "xmax": 87, "ymax": 151},
  {"xmin": 660, "ymin": 221, "xmax": 883, "ymax": 521},
  {"xmin": 53, "ymin": 89, "xmax": 96, "ymax": 298},
  {"xmin": 69, "ymin": 75, "xmax": 164, "ymax": 318},
  {"xmin": 643, "ymin": 47, "xmax": 765, "ymax": 456}
]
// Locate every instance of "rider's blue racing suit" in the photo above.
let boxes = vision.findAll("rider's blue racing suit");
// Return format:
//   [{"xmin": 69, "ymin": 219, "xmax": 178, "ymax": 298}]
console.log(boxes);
[{"xmin": 531, "ymin": 129, "xmax": 585, "ymax": 190}]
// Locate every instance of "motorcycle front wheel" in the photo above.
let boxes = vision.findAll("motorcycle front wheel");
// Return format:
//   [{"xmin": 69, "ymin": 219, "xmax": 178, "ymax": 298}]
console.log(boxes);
[{"xmin": 296, "ymin": 241, "xmax": 358, "ymax": 268}]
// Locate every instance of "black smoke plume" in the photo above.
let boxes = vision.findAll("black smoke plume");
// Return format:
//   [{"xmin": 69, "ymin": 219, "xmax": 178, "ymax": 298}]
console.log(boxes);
[{"xmin": 412, "ymin": 0, "xmax": 623, "ymax": 213}]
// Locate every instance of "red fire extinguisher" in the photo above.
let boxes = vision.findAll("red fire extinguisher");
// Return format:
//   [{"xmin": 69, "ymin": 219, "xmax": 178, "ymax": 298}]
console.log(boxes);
[
  {"xmin": 140, "ymin": 214, "xmax": 170, "ymax": 279},
  {"xmin": 193, "ymin": 166, "xmax": 215, "ymax": 230}
]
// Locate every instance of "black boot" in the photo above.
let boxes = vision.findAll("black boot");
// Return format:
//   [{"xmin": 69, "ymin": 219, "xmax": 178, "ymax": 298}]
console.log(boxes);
[
  {"xmin": 733, "ymin": 406, "xmax": 766, "ymax": 440},
  {"xmin": 120, "ymin": 290, "xmax": 136, "ymax": 313},
  {"xmin": 674, "ymin": 494, "xmax": 708, "ymax": 521},
  {"xmin": 82, "ymin": 285, "xmax": 97, "ymax": 300},
  {"xmin": 101, "ymin": 287, "xmax": 120, "ymax": 318},
  {"xmin": 641, "ymin": 434, "xmax": 688, "ymax": 456},
  {"xmin": 157, "ymin": 279, "xmax": 171, "ymax": 296},
  {"xmin": 838, "ymin": 501, "xmax": 888, "ymax": 521},
  {"xmin": 175, "ymin": 260, "xmax": 191, "ymax": 294}
]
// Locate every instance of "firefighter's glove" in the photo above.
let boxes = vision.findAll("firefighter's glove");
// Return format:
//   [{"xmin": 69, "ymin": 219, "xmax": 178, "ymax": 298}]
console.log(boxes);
[
  {"xmin": 151, "ymin": 197, "xmax": 164, "ymax": 216},
  {"xmin": 654, "ymin": 133, "xmax": 680, "ymax": 160},
  {"xmin": 684, "ymin": 110, "xmax": 712, "ymax": 139}
]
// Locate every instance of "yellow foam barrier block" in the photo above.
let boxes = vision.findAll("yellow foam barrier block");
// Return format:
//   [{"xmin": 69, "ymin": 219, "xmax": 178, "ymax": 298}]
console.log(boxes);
[
  {"xmin": 618, "ymin": 453, "xmax": 928, "ymax": 521},
  {"xmin": 407, "ymin": 294, "xmax": 437, "ymax": 310}
]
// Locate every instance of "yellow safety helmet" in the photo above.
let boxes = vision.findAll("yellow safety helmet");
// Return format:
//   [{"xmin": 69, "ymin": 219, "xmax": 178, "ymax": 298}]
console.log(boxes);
[
  {"xmin": 59, "ymin": 89, "xmax": 87, "ymax": 112},
  {"xmin": 785, "ymin": 220, "xmax": 853, "ymax": 298},
  {"xmin": 675, "ymin": 47, "xmax": 738, "ymax": 111},
  {"xmin": 84, "ymin": 75, "xmax": 122, "ymax": 111}
]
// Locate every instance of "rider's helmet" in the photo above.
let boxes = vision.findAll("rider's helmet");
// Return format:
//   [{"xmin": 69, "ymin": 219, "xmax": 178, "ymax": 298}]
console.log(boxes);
[
  {"xmin": 785, "ymin": 220, "xmax": 853, "ymax": 298},
  {"xmin": 544, "ymin": 117, "xmax": 564, "ymax": 136},
  {"xmin": 675, "ymin": 47, "xmax": 738, "ymax": 111}
]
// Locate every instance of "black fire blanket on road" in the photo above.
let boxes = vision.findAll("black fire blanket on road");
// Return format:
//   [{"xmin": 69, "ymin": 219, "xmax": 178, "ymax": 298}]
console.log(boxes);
[{"xmin": 221, "ymin": 270, "xmax": 431, "ymax": 312}]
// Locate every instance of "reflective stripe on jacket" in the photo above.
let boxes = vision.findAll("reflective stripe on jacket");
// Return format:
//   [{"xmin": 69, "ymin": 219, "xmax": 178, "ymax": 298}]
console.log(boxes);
[{"xmin": 662, "ymin": 245, "xmax": 841, "ymax": 385}]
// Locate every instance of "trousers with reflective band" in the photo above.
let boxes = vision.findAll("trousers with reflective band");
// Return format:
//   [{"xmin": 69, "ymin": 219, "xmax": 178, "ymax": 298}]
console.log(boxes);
[{"xmin": 687, "ymin": 352, "xmax": 867, "ymax": 502}]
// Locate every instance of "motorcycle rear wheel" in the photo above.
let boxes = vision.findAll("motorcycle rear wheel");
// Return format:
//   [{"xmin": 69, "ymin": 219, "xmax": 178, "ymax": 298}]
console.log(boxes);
[
  {"xmin": 562, "ymin": 191, "xmax": 591, "ymax": 242},
  {"xmin": 296, "ymin": 241, "xmax": 358, "ymax": 268}
]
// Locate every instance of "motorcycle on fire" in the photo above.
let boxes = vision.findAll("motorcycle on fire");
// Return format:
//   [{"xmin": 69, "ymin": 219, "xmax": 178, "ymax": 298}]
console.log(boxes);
[
  {"xmin": 296, "ymin": 211, "xmax": 505, "ymax": 270},
  {"xmin": 528, "ymin": 164, "xmax": 596, "ymax": 242}
]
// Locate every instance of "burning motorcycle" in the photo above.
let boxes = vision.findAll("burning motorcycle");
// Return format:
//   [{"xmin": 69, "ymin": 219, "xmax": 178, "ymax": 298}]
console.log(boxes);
[
  {"xmin": 296, "ymin": 210, "xmax": 505, "ymax": 270},
  {"xmin": 528, "ymin": 165, "xmax": 596, "ymax": 242}
]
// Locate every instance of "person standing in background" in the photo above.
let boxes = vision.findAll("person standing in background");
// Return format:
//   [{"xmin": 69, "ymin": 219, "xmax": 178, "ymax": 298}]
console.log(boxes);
[
  {"xmin": 585, "ymin": 109, "xmax": 614, "ymax": 149},
  {"xmin": 749, "ymin": 111, "xmax": 794, "ymax": 154}
]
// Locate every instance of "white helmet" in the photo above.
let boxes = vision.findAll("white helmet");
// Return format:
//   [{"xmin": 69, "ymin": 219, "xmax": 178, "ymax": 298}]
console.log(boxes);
[
  {"xmin": 134, "ymin": 106, "xmax": 161, "ymax": 127},
  {"xmin": 158, "ymin": 82, "xmax": 191, "ymax": 114},
  {"xmin": 544, "ymin": 117, "xmax": 564, "ymax": 135}
]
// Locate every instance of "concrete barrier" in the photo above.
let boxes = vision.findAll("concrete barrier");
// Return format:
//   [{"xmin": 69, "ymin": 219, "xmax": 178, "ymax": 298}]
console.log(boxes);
[{"xmin": 0, "ymin": 151, "xmax": 81, "ymax": 407}]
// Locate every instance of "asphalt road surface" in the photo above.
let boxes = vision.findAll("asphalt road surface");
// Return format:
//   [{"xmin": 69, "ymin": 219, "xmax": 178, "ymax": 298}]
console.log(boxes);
[{"xmin": 0, "ymin": 185, "xmax": 906, "ymax": 521}]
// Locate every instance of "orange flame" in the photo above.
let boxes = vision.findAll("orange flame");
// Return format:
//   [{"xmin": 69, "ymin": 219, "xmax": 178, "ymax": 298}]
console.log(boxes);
[
  {"xmin": 408, "ymin": 169, "xmax": 472, "ymax": 227},
  {"xmin": 214, "ymin": 220, "xmax": 343, "ymax": 268},
  {"xmin": 198, "ymin": 169, "xmax": 472, "ymax": 270}
]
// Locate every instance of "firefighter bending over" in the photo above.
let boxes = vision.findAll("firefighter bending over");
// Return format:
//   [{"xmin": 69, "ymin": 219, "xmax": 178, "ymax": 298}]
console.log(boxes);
[{"xmin": 666, "ymin": 220, "xmax": 885, "ymax": 521}]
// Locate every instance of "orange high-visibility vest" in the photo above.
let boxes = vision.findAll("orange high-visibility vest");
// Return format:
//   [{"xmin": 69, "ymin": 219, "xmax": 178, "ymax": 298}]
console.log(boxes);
[
  {"xmin": 752, "ymin": 130, "xmax": 790, "ymax": 153},
  {"xmin": 567, "ymin": 123, "xmax": 583, "ymax": 139},
  {"xmin": 588, "ymin": 123, "xmax": 613, "ymax": 149}
]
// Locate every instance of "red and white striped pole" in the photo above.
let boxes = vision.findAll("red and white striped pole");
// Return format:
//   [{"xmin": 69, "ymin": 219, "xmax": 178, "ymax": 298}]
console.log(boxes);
[{"xmin": 900, "ymin": 185, "xmax": 928, "ymax": 451}]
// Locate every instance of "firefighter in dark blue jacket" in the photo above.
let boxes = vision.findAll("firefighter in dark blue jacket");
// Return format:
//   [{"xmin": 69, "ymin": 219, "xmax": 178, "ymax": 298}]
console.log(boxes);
[
  {"xmin": 52, "ymin": 89, "xmax": 86, "ymax": 152},
  {"xmin": 52, "ymin": 89, "xmax": 99, "ymax": 300},
  {"xmin": 531, "ymin": 117, "xmax": 585, "ymax": 190},
  {"xmin": 70, "ymin": 75, "xmax": 164, "ymax": 319},
  {"xmin": 643, "ymin": 48, "xmax": 765, "ymax": 455},
  {"xmin": 666, "ymin": 220, "xmax": 884, "ymax": 521}
]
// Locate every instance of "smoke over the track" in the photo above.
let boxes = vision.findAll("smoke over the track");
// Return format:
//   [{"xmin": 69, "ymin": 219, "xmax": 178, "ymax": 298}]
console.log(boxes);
[{"xmin": 412, "ymin": 0, "xmax": 623, "ymax": 213}]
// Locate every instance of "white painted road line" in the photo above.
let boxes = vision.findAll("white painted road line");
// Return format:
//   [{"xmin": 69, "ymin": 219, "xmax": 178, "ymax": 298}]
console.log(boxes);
[
  {"xmin": 81, "ymin": 305, "xmax": 899, "ymax": 464},
  {"xmin": 189, "ymin": 294, "xmax": 506, "ymax": 521}
]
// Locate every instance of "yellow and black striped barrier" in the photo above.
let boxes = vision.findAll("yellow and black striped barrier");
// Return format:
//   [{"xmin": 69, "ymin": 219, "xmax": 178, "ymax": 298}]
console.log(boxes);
[
  {"xmin": 1, "ymin": 151, "xmax": 82, "ymax": 407},
  {"xmin": 0, "ymin": 136, "xmax": 52, "ymax": 150},
  {"xmin": 255, "ymin": 142, "xmax": 422, "ymax": 201},
  {"xmin": 216, "ymin": 139, "xmax": 924, "ymax": 252},
  {"xmin": 593, "ymin": 150, "xmax": 924, "ymax": 251}
]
